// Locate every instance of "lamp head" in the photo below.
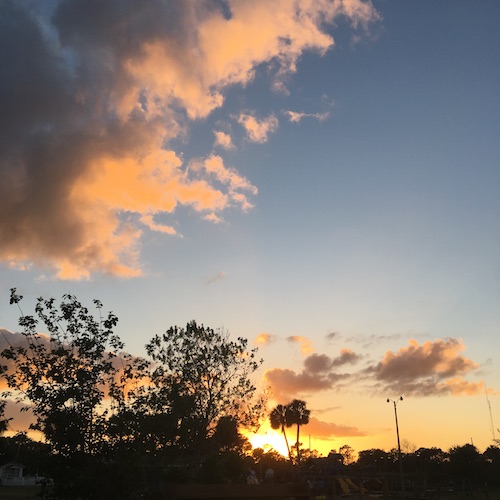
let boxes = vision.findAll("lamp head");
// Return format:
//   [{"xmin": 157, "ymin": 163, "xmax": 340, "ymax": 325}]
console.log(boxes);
[
  {"xmin": 400, "ymin": 396, "xmax": 403, "ymax": 401},
  {"xmin": 386, "ymin": 398, "xmax": 390, "ymax": 403}
]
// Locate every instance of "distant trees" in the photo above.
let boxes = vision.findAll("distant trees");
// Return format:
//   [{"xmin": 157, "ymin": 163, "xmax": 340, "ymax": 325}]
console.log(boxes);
[
  {"xmin": 448, "ymin": 443, "xmax": 486, "ymax": 487},
  {"xmin": 269, "ymin": 399, "xmax": 310, "ymax": 465}
]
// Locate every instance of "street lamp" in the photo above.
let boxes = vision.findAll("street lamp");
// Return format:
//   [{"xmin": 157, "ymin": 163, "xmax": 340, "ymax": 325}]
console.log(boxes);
[{"xmin": 387, "ymin": 396, "xmax": 404, "ymax": 492}]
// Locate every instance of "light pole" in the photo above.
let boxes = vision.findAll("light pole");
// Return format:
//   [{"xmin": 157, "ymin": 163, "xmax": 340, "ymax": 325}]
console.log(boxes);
[{"xmin": 387, "ymin": 396, "xmax": 404, "ymax": 493}]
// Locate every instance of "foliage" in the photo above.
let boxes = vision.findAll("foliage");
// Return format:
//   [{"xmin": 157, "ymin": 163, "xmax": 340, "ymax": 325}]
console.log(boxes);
[
  {"xmin": 0, "ymin": 289, "xmax": 133, "ymax": 457},
  {"xmin": 269, "ymin": 399, "xmax": 310, "ymax": 465},
  {"xmin": 339, "ymin": 444, "xmax": 356, "ymax": 465},
  {"xmin": 0, "ymin": 290, "xmax": 149, "ymax": 499},
  {"xmin": 448, "ymin": 443, "xmax": 486, "ymax": 486},
  {"xmin": 143, "ymin": 321, "xmax": 263, "ymax": 453},
  {"xmin": 356, "ymin": 448, "xmax": 391, "ymax": 471},
  {"xmin": 0, "ymin": 400, "xmax": 10, "ymax": 435},
  {"xmin": 0, "ymin": 433, "xmax": 51, "ymax": 475},
  {"xmin": 285, "ymin": 399, "xmax": 310, "ymax": 464},
  {"xmin": 269, "ymin": 404, "xmax": 293, "ymax": 462}
]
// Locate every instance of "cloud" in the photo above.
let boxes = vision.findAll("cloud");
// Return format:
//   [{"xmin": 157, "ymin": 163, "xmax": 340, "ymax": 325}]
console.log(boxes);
[
  {"xmin": 214, "ymin": 130, "xmax": 235, "ymax": 150},
  {"xmin": 140, "ymin": 214, "xmax": 178, "ymax": 236},
  {"xmin": 264, "ymin": 349, "xmax": 360, "ymax": 401},
  {"xmin": 285, "ymin": 110, "xmax": 330, "ymax": 123},
  {"xmin": 307, "ymin": 416, "xmax": 367, "ymax": 438},
  {"xmin": 286, "ymin": 335, "xmax": 314, "ymax": 355},
  {"xmin": 206, "ymin": 271, "xmax": 227, "ymax": 285},
  {"xmin": 254, "ymin": 333, "xmax": 279, "ymax": 346},
  {"xmin": 325, "ymin": 331, "xmax": 339, "ymax": 343},
  {"xmin": 264, "ymin": 336, "xmax": 489, "ymax": 401},
  {"xmin": 237, "ymin": 113, "xmax": 279, "ymax": 143},
  {"xmin": 0, "ymin": 0, "xmax": 379, "ymax": 279},
  {"xmin": 365, "ymin": 338, "xmax": 483, "ymax": 396},
  {"xmin": 203, "ymin": 213, "xmax": 225, "ymax": 224}
]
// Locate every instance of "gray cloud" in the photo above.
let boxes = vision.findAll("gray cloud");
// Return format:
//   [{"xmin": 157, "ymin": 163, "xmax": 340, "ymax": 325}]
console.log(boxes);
[
  {"xmin": 264, "ymin": 349, "xmax": 361, "ymax": 401},
  {"xmin": 364, "ymin": 338, "xmax": 484, "ymax": 397}
]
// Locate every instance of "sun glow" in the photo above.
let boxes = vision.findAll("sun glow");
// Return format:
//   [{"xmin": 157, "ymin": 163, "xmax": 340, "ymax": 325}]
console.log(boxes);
[{"xmin": 243, "ymin": 422, "xmax": 289, "ymax": 458}]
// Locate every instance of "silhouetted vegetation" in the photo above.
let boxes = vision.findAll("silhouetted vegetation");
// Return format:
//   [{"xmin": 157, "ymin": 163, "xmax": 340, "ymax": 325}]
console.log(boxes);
[
  {"xmin": 0, "ymin": 290, "xmax": 263, "ymax": 498},
  {"xmin": 1, "ymin": 290, "xmax": 499, "ymax": 499},
  {"xmin": 269, "ymin": 399, "xmax": 310, "ymax": 466}
]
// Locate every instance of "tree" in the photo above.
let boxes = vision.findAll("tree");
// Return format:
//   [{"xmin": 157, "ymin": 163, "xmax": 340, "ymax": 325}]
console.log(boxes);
[
  {"xmin": 448, "ymin": 443, "xmax": 486, "ymax": 488},
  {"xmin": 144, "ymin": 320, "xmax": 263, "ymax": 453},
  {"xmin": 356, "ymin": 449, "xmax": 391, "ymax": 472},
  {"xmin": 285, "ymin": 399, "xmax": 310, "ymax": 464},
  {"xmin": 0, "ymin": 400, "xmax": 10, "ymax": 435},
  {"xmin": 0, "ymin": 289, "xmax": 128, "ymax": 457},
  {"xmin": 339, "ymin": 444, "xmax": 356, "ymax": 465},
  {"xmin": 269, "ymin": 404, "xmax": 293, "ymax": 463}
]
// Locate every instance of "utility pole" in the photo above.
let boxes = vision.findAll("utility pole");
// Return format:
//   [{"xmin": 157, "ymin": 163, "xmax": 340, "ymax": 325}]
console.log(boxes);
[{"xmin": 387, "ymin": 396, "xmax": 404, "ymax": 493}]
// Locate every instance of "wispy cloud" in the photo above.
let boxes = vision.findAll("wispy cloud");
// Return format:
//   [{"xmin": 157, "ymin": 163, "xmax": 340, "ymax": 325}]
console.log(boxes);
[
  {"xmin": 140, "ymin": 214, "xmax": 178, "ymax": 236},
  {"xmin": 307, "ymin": 416, "xmax": 367, "ymax": 438},
  {"xmin": 237, "ymin": 113, "xmax": 279, "ymax": 143},
  {"xmin": 254, "ymin": 333, "xmax": 279, "ymax": 346},
  {"xmin": 286, "ymin": 335, "xmax": 314, "ymax": 355},
  {"xmin": 325, "ymin": 331, "xmax": 339, "ymax": 343},
  {"xmin": 285, "ymin": 110, "xmax": 330, "ymax": 123},
  {"xmin": 206, "ymin": 271, "xmax": 227, "ymax": 285}
]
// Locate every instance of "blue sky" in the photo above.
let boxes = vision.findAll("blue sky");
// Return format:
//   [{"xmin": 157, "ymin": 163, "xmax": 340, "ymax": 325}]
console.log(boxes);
[{"xmin": 0, "ymin": 0, "xmax": 498, "ymax": 455}]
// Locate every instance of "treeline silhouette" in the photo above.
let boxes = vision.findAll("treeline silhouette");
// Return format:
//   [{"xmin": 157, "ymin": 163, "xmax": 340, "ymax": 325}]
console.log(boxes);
[{"xmin": 0, "ymin": 290, "xmax": 498, "ymax": 499}]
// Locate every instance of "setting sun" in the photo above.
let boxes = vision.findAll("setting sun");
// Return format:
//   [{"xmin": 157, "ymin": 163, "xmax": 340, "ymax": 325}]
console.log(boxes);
[{"xmin": 243, "ymin": 422, "xmax": 289, "ymax": 458}]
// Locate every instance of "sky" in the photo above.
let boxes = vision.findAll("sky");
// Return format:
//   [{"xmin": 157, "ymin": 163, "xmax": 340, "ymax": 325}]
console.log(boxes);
[{"xmin": 0, "ymin": 0, "xmax": 499, "ymax": 457}]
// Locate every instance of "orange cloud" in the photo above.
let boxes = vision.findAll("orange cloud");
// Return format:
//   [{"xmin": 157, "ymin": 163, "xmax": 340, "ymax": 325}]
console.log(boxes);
[
  {"xmin": 214, "ymin": 131, "xmax": 235, "ymax": 150},
  {"xmin": 254, "ymin": 333, "xmax": 279, "ymax": 346},
  {"xmin": 286, "ymin": 335, "xmax": 314, "ymax": 355},
  {"xmin": 307, "ymin": 416, "xmax": 367, "ymax": 438},
  {"xmin": 237, "ymin": 113, "xmax": 279, "ymax": 143}
]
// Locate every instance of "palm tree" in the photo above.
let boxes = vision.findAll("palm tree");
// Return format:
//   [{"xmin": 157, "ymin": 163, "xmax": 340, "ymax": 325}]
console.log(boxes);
[
  {"xmin": 285, "ymin": 399, "xmax": 310, "ymax": 464},
  {"xmin": 269, "ymin": 404, "xmax": 293, "ymax": 463}
]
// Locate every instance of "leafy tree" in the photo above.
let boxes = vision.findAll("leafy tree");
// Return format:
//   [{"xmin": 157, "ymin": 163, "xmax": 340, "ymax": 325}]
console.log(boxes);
[
  {"xmin": 448, "ymin": 443, "xmax": 486, "ymax": 488},
  {"xmin": 339, "ymin": 444, "xmax": 356, "ymax": 465},
  {"xmin": 0, "ymin": 400, "xmax": 10, "ymax": 435},
  {"xmin": 0, "ymin": 290, "xmax": 151, "ymax": 499},
  {"xmin": 285, "ymin": 399, "xmax": 310, "ymax": 464},
  {"xmin": 269, "ymin": 404, "xmax": 293, "ymax": 463},
  {"xmin": 144, "ymin": 321, "xmax": 263, "ymax": 454},
  {"xmin": 0, "ymin": 289, "xmax": 130, "ymax": 457},
  {"xmin": 212, "ymin": 415, "xmax": 251, "ymax": 454},
  {"xmin": 356, "ymin": 448, "xmax": 391, "ymax": 472}
]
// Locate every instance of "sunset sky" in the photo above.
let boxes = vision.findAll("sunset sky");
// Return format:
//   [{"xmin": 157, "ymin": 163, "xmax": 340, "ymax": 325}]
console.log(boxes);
[{"xmin": 0, "ymin": 0, "xmax": 499, "ymax": 457}]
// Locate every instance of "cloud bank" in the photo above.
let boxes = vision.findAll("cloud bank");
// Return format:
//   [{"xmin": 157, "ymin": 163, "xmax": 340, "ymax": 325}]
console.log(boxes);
[
  {"xmin": 265, "ymin": 337, "xmax": 486, "ymax": 401},
  {"xmin": 0, "ymin": 0, "xmax": 379, "ymax": 279},
  {"xmin": 367, "ymin": 338, "xmax": 483, "ymax": 396}
]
